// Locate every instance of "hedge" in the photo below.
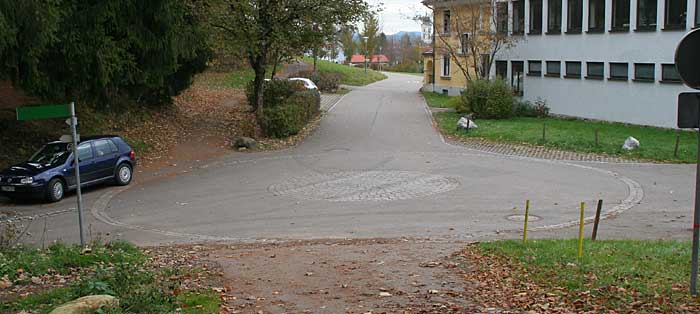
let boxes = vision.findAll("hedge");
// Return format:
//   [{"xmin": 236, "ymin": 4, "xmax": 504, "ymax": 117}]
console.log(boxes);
[{"xmin": 247, "ymin": 80, "xmax": 320, "ymax": 138}]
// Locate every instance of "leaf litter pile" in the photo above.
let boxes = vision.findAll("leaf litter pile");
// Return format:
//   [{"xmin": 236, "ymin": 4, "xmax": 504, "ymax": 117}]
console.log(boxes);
[{"xmin": 460, "ymin": 241, "xmax": 700, "ymax": 313}]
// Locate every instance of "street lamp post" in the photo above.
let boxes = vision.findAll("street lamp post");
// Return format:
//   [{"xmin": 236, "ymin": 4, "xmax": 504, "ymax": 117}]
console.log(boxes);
[{"xmin": 363, "ymin": 36, "xmax": 369, "ymax": 73}]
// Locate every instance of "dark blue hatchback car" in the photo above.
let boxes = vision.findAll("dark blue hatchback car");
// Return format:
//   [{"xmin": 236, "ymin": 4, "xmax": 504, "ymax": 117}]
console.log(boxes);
[{"xmin": 0, "ymin": 135, "xmax": 136, "ymax": 202}]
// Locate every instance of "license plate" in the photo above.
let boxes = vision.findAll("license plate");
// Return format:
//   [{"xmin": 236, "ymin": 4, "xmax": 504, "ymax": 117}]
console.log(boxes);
[{"xmin": 1, "ymin": 186, "xmax": 15, "ymax": 192}]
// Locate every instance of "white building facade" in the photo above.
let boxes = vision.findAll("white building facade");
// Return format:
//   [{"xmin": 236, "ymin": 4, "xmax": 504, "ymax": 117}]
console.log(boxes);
[
  {"xmin": 493, "ymin": 0, "xmax": 698, "ymax": 128},
  {"xmin": 421, "ymin": 18, "xmax": 434, "ymax": 44}
]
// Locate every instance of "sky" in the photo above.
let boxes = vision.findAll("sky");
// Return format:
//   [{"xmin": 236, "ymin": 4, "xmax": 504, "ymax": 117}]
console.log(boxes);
[{"xmin": 368, "ymin": 0, "xmax": 429, "ymax": 34}]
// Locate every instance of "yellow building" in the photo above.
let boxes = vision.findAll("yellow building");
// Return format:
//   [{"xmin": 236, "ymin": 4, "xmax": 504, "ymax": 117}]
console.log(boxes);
[{"xmin": 422, "ymin": 0, "xmax": 492, "ymax": 96}]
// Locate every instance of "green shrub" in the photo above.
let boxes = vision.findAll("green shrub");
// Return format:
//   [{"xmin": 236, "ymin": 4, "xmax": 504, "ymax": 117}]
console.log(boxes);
[
  {"xmin": 513, "ymin": 97, "xmax": 550, "ymax": 118},
  {"xmin": 259, "ymin": 90, "xmax": 320, "ymax": 138},
  {"xmin": 513, "ymin": 99, "xmax": 537, "ymax": 117},
  {"xmin": 245, "ymin": 79, "xmax": 306, "ymax": 108},
  {"xmin": 461, "ymin": 79, "xmax": 514, "ymax": 119},
  {"xmin": 455, "ymin": 98, "xmax": 471, "ymax": 114},
  {"xmin": 297, "ymin": 71, "xmax": 341, "ymax": 92},
  {"xmin": 385, "ymin": 61, "xmax": 422, "ymax": 73}
]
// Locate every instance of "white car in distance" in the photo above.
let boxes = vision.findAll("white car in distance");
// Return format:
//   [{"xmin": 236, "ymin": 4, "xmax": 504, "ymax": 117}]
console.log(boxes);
[{"xmin": 288, "ymin": 78, "xmax": 318, "ymax": 90}]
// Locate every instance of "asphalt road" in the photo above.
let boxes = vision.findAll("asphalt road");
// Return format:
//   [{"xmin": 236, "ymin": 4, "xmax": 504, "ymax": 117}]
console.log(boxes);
[{"xmin": 1, "ymin": 72, "xmax": 696, "ymax": 246}]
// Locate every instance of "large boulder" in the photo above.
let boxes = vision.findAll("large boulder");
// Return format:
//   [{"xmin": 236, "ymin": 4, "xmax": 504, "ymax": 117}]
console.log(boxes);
[
  {"xmin": 622, "ymin": 136, "xmax": 640, "ymax": 150},
  {"xmin": 457, "ymin": 117, "xmax": 478, "ymax": 130},
  {"xmin": 233, "ymin": 136, "xmax": 257, "ymax": 150},
  {"xmin": 50, "ymin": 295, "xmax": 119, "ymax": 314}
]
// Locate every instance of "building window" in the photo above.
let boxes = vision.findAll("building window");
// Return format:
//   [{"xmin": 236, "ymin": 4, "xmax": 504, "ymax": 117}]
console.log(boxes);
[
  {"xmin": 637, "ymin": 0, "xmax": 658, "ymax": 30},
  {"xmin": 587, "ymin": 62, "xmax": 604, "ymax": 78},
  {"xmin": 661, "ymin": 63, "xmax": 682, "ymax": 82},
  {"xmin": 513, "ymin": 0, "xmax": 525, "ymax": 34},
  {"xmin": 565, "ymin": 61, "xmax": 582, "ymax": 78},
  {"xmin": 612, "ymin": 0, "xmax": 631, "ymax": 30},
  {"xmin": 497, "ymin": 3, "xmax": 508, "ymax": 33},
  {"xmin": 530, "ymin": 0, "xmax": 543, "ymax": 33},
  {"xmin": 664, "ymin": 0, "xmax": 687, "ymax": 29},
  {"xmin": 589, "ymin": 0, "xmax": 605, "ymax": 32},
  {"xmin": 546, "ymin": 61, "xmax": 561, "ymax": 76},
  {"xmin": 528, "ymin": 60, "xmax": 542, "ymax": 76},
  {"xmin": 459, "ymin": 33, "xmax": 469, "ymax": 54},
  {"xmin": 480, "ymin": 55, "xmax": 491, "ymax": 78},
  {"xmin": 634, "ymin": 63, "xmax": 655, "ymax": 81},
  {"xmin": 512, "ymin": 61, "xmax": 524, "ymax": 95},
  {"xmin": 548, "ymin": 0, "xmax": 563, "ymax": 33},
  {"xmin": 442, "ymin": 55, "xmax": 451, "ymax": 77},
  {"xmin": 609, "ymin": 62, "xmax": 629, "ymax": 80},
  {"xmin": 443, "ymin": 10, "xmax": 451, "ymax": 33},
  {"xmin": 567, "ymin": 0, "xmax": 583, "ymax": 32},
  {"xmin": 496, "ymin": 60, "xmax": 508, "ymax": 79}
]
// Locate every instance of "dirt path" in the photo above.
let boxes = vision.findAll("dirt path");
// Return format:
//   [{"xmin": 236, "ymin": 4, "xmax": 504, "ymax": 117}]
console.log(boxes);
[{"xmin": 158, "ymin": 239, "xmax": 482, "ymax": 314}]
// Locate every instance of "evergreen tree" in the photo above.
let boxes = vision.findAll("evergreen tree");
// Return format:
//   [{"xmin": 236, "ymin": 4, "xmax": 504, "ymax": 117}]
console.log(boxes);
[{"xmin": 0, "ymin": 0, "xmax": 211, "ymax": 108}]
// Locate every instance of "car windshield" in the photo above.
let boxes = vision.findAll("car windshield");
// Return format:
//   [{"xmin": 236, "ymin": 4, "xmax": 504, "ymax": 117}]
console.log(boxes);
[{"xmin": 28, "ymin": 143, "xmax": 70, "ymax": 166}]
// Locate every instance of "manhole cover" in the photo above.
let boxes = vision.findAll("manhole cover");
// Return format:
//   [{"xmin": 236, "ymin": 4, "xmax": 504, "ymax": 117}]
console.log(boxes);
[
  {"xmin": 506, "ymin": 214, "xmax": 542, "ymax": 222},
  {"xmin": 269, "ymin": 171, "xmax": 460, "ymax": 202}
]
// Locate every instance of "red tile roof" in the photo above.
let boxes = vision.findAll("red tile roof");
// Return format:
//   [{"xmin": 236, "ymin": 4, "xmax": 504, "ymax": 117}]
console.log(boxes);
[{"xmin": 349, "ymin": 54, "xmax": 389, "ymax": 64}]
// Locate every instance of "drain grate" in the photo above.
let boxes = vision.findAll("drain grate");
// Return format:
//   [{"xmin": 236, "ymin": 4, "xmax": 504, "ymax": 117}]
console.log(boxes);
[{"xmin": 506, "ymin": 214, "xmax": 542, "ymax": 222}]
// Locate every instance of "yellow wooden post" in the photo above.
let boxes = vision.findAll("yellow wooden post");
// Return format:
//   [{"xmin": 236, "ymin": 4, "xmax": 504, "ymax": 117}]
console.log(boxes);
[
  {"xmin": 523, "ymin": 200, "xmax": 530, "ymax": 243},
  {"xmin": 578, "ymin": 202, "xmax": 585, "ymax": 259}
]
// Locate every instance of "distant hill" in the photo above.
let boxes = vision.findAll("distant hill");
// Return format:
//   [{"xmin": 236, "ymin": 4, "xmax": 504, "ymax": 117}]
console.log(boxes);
[{"xmin": 389, "ymin": 31, "xmax": 421, "ymax": 39}]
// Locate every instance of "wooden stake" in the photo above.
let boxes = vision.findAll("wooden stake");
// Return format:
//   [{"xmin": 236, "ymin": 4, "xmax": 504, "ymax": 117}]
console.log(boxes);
[
  {"xmin": 675, "ymin": 133, "xmax": 681, "ymax": 158},
  {"xmin": 542, "ymin": 122, "xmax": 546, "ymax": 143},
  {"xmin": 578, "ymin": 202, "xmax": 585, "ymax": 259},
  {"xmin": 595, "ymin": 129, "xmax": 599, "ymax": 146},
  {"xmin": 523, "ymin": 200, "xmax": 530, "ymax": 243},
  {"xmin": 592, "ymin": 200, "xmax": 603, "ymax": 241}
]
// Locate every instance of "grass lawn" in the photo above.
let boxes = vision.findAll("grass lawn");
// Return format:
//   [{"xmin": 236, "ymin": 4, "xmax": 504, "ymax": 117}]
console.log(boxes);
[
  {"xmin": 477, "ymin": 240, "xmax": 697, "ymax": 311},
  {"xmin": 303, "ymin": 57, "xmax": 386, "ymax": 86},
  {"xmin": 434, "ymin": 112, "xmax": 698, "ymax": 163},
  {"xmin": 1, "ymin": 242, "xmax": 220, "ymax": 314},
  {"xmin": 422, "ymin": 91, "xmax": 462, "ymax": 109}
]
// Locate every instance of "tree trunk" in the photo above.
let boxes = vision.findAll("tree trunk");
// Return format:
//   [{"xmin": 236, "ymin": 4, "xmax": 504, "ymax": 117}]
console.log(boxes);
[
  {"xmin": 251, "ymin": 58, "xmax": 266, "ymax": 115},
  {"xmin": 313, "ymin": 54, "xmax": 318, "ymax": 71},
  {"xmin": 270, "ymin": 56, "xmax": 279, "ymax": 80}
]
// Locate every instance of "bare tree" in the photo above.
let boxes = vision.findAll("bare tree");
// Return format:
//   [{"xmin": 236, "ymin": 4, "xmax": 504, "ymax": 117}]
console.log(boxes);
[{"xmin": 423, "ymin": 0, "xmax": 518, "ymax": 85}]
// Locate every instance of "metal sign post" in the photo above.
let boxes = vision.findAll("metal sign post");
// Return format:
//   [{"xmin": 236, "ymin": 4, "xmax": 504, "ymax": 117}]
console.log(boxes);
[
  {"xmin": 674, "ymin": 29, "xmax": 700, "ymax": 295},
  {"xmin": 68, "ymin": 102, "xmax": 86, "ymax": 247},
  {"xmin": 693, "ymin": 122, "xmax": 700, "ymax": 296},
  {"xmin": 16, "ymin": 102, "xmax": 85, "ymax": 246}
]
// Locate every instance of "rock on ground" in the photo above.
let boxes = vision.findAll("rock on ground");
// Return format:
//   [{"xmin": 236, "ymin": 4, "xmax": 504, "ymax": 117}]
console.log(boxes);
[
  {"xmin": 50, "ymin": 295, "xmax": 119, "ymax": 314},
  {"xmin": 622, "ymin": 136, "xmax": 640, "ymax": 150},
  {"xmin": 233, "ymin": 136, "xmax": 257, "ymax": 149},
  {"xmin": 457, "ymin": 117, "xmax": 478, "ymax": 130}
]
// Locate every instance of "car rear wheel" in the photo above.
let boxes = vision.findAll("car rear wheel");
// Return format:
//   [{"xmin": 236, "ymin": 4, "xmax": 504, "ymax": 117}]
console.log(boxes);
[
  {"xmin": 115, "ymin": 163, "xmax": 132, "ymax": 186},
  {"xmin": 45, "ymin": 178, "xmax": 65, "ymax": 202}
]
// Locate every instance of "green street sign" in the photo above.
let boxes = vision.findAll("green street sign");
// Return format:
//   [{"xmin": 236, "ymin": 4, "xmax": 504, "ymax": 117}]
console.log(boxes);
[{"xmin": 16, "ymin": 104, "xmax": 71, "ymax": 121}]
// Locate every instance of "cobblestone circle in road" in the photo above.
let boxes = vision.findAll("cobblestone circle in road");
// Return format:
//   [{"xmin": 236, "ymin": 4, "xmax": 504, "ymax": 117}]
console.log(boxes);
[{"xmin": 269, "ymin": 171, "xmax": 461, "ymax": 202}]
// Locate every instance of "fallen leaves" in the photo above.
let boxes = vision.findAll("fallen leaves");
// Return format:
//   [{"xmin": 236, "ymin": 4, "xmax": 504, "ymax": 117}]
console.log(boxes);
[{"xmin": 456, "ymin": 244, "xmax": 700, "ymax": 313}]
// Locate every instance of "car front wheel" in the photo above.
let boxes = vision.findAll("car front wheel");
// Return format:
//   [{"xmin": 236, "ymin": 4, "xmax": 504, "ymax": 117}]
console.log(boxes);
[
  {"xmin": 45, "ymin": 178, "xmax": 65, "ymax": 202},
  {"xmin": 115, "ymin": 163, "xmax": 132, "ymax": 186}
]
